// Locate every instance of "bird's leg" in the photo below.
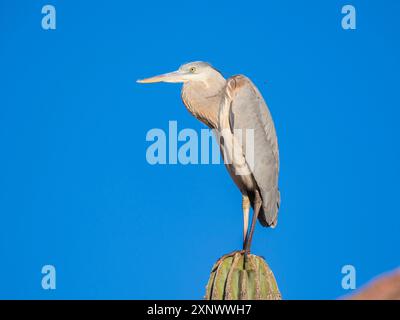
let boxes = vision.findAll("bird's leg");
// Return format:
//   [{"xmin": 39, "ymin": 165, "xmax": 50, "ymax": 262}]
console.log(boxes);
[
  {"xmin": 242, "ymin": 195, "xmax": 250, "ymax": 246},
  {"xmin": 244, "ymin": 190, "xmax": 262, "ymax": 254}
]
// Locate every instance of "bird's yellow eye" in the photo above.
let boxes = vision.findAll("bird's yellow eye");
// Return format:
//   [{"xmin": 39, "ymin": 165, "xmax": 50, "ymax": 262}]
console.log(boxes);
[{"xmin": 189, "ymin": 67, "xmax": 196, "ymax": 73}]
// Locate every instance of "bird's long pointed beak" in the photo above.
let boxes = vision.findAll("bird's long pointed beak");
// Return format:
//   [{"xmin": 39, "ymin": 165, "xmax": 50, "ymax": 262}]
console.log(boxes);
[{"xmin": 137, "ymin": 71, "xmax": 185, "ymax": 84}]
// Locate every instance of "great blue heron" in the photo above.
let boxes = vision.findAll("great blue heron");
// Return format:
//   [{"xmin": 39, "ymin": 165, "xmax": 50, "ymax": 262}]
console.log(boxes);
[{"xmin": 138, "ymin": 61, "xmax": 280, "ymax": 253}]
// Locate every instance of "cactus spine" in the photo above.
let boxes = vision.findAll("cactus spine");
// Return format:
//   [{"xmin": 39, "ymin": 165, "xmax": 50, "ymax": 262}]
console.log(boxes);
[{"xmin": 205, "ymin": 251, "xmax": 281, "ymax": 300}]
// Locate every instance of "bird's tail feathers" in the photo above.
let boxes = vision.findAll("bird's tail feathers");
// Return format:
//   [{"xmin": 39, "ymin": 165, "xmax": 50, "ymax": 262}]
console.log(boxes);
[{"xmin": 258, "ymin": 188, "xmax": 280, "ymax": 228}]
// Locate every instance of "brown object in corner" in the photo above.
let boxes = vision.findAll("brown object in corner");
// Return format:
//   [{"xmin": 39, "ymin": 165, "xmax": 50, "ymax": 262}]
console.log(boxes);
[{"xmin": 345, "ymin": 268, "xmax": 400, "ymax": 300}]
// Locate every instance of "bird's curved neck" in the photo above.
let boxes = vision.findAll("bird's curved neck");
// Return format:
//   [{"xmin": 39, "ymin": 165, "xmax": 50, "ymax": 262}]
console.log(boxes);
[{"xmin": 181, "ymin": 76, "xmax": 226, "ymax": 129}]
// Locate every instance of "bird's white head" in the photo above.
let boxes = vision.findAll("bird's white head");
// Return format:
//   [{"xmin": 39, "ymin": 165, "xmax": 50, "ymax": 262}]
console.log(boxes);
[{"xmin": 137, "ymin": 61, "xmax": 223, "ymax": 85}]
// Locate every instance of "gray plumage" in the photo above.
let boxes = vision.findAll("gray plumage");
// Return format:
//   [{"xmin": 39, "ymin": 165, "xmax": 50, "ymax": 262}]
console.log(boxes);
[
  {"xmin": 221, "ymin": 75, "xmax": 280, "ymax": 227},
  {"xmin": 138, "ymin": 61, "xmax": 280, "ymax": 252}
]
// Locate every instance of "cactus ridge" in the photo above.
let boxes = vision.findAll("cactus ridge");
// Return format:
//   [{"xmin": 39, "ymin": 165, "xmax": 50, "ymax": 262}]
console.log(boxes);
[{"xmin": 205, "ymin": 250, "xmax": 281, "ymax": 300}]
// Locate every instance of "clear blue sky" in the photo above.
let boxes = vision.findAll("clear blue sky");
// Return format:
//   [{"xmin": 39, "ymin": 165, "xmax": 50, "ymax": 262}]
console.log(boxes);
[{"xmin": 0, "ymin": 0, "xmax": 399, "ymax": 299}]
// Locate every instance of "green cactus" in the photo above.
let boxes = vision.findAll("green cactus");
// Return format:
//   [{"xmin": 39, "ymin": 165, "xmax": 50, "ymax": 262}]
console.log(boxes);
[{"xmin": 205, "ymin": 251, "xmax": 281, "ymax": 300}]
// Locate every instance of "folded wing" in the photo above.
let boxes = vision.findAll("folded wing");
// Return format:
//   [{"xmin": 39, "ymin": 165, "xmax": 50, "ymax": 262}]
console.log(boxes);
[{"xmin": 224, "ymin": 75, "xmax": 280, "ymax": 227}]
